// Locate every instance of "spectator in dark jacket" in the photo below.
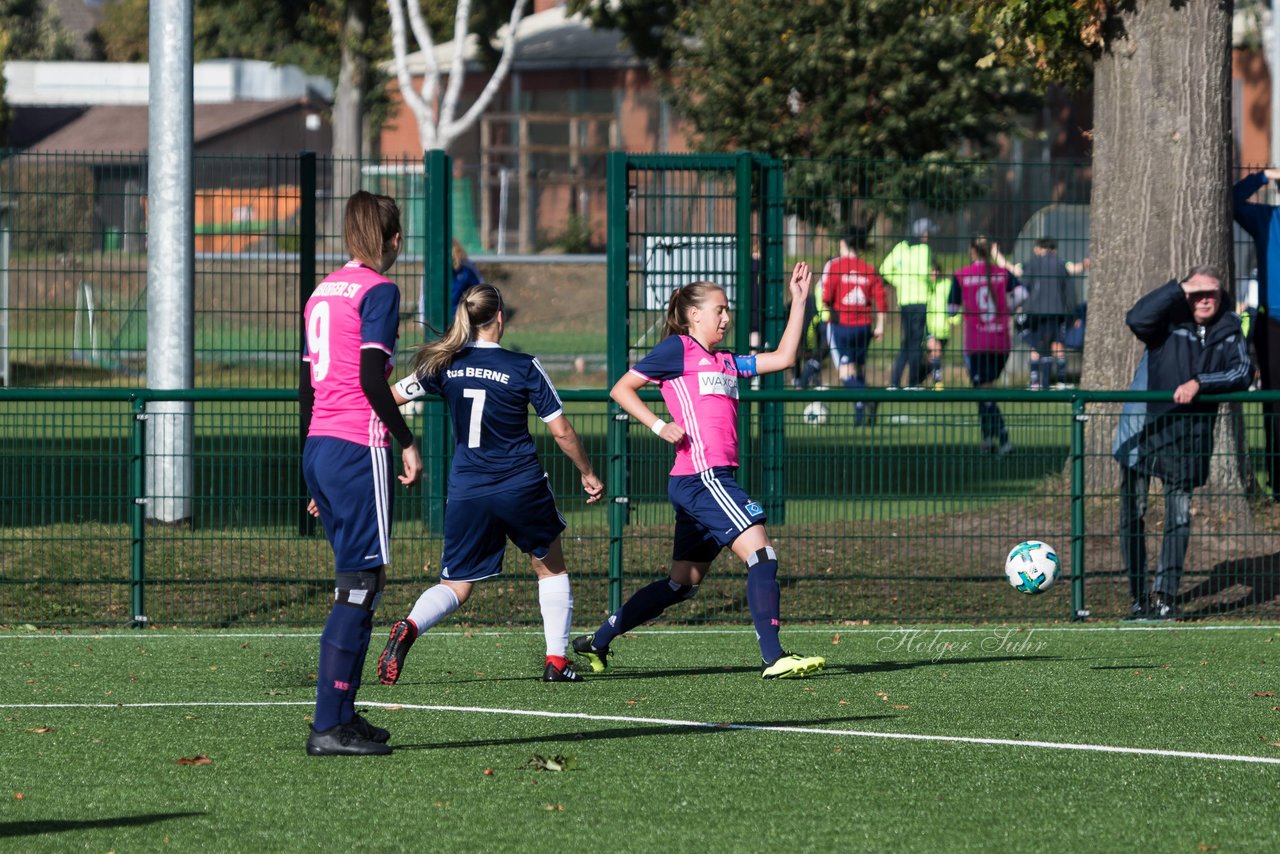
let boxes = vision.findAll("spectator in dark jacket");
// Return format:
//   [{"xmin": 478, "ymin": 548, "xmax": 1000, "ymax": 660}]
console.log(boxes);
[{"xmin": 1112, "ymin": 267, "xmax": 1251, "ymax": 621}]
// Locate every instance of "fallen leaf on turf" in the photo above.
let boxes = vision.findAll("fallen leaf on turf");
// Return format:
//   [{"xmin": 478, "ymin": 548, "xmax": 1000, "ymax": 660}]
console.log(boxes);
[
  {"xmin": 543, "ymin": 804, "xmax": 565, "ymax": 811},
  {"xmin": 483, "ymin": 768, "xmax": 494, "ymax": 776},
  {"xmin": 14, "ymin": 793, "xmax": 23, "ymax": 800},
  {"xmin": 838, "ymin": 700, "xmax": 848, "ymax": 706},
  {"xmin": 526, "ymin": 754, "xmax": 576, "ymax": 772},
  {"xmin": 175, "ymin": 755, "xmax": 212, "ymax": 766},
  {"xmin": 29, "ymin": 727, "xmax": 54, "ymax": 734},
  {"xmin": 1254, "ymin": 692, "xmax": 1276, "ymax": 697},
  {"xmin": 894, "ymin": 705, "xmax": 910, "ymax": 709},
  {"xmin": 831, "ymin": 633, "xmax": 841, "ymax": 645}
]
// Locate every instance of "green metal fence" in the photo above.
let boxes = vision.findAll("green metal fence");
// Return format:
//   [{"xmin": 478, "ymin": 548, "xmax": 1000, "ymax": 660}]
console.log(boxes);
[
  {"xmin": 4, "ymin": 151, "xmax": 1279, "ymax": 627},
  {"xmin": 3, "ymin": 387, "xmax": 1278, "ymax": 627}
]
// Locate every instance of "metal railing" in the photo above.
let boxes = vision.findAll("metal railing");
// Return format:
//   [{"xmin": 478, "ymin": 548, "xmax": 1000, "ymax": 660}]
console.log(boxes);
[{"xmin": 3, "ymin": 386, "xmax": 1277, "ymax": 627}]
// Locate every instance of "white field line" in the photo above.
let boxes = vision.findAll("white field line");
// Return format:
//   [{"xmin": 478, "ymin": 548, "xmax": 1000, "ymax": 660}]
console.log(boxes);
[
  {"xmin": 1, "ymin": 624, "xmax": 1278, "ymax": 640},
  {"xmin": 2, "ymin": 699, "xmax": 1279, "ymax": 766}
]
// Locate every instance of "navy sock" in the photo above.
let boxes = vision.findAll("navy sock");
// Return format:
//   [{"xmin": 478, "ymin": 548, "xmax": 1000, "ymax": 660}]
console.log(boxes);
[
  {"xmin": 593, "ymin": 578, "xmax": 689, "ymax": 649},
  {"xmin": 314, "ymin": 603, "xmax": 368, "ymax": 732},
  {"xmin": 339, "ymin": 609, "xmax": 375, "ymax": 725},
  {"xmin": 747, "ymin": 547, "xmax": 784, "ymax": 664}
]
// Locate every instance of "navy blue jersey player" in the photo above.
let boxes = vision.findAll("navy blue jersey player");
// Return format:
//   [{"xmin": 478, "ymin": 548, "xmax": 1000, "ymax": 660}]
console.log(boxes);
[{"xmin": 377, "ymin": 284, "xmax": 603, "ymax": 684}]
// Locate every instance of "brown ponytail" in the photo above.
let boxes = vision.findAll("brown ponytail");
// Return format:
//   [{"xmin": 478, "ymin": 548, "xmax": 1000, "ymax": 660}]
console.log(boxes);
[
  {"xmin": 344, "ymin": 191, "xmax": 401, "ymax": 269},
  {"xmin": 664, "ymin": 282, "xmax": 725, "ymax": 337}
]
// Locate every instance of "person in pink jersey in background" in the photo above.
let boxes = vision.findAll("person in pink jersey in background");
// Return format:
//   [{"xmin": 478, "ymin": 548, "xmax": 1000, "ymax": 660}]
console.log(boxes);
[
  {"xmin": 300, "ymin": 190, "xmax": 422, "ymax": 756},
  {"xmin": 573, "ymin": 261, "xmax": 827, "ymax": 679},
  {"xmin": 948, "ymin": 234, "xmax": 1027, "ymax": 455}
]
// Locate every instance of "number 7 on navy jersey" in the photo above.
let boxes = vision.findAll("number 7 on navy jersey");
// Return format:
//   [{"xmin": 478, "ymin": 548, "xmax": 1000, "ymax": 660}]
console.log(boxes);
[{"xmin": 462, "ymin": 388, "xmax": 486, "ymax": 447}]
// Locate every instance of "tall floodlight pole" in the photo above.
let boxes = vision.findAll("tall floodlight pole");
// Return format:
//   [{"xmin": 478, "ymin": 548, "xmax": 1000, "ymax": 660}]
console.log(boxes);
[{"xmin": 146, "ymin": 0, "xmax": 195, "ymax": 525}]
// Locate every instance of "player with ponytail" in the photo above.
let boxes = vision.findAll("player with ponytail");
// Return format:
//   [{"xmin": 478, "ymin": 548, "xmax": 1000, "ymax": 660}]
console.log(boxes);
[
  {"xmin": 575, "ymin": 262, "xmax": 828, "ymax": 680},
  {"xmin": 376, "ymin": 284, "xmax": 604, "ymax": 685}
]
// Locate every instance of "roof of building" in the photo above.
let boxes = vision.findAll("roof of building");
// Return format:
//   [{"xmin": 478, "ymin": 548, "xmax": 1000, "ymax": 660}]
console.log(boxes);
[
  {"xmin": 394, "ymin": 5, "xmax": 638, "ymax": 75},
  {"xmin": 28, "ymin": 98, "xmax": 321, "ymax": 153}
]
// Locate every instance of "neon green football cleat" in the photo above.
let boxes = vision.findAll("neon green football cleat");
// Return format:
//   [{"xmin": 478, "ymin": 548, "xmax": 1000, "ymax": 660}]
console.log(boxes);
[
  {"xmin": 761, "ymin": 652, "xmax": 826, "ymax": 679},
  {"xmin": 571, "ymin": 634, "xmax": 610, "ymax": 673}
]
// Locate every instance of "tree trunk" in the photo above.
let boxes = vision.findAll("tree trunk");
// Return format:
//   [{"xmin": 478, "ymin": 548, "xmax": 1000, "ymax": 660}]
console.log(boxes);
[
  {"xmin": 328, "ymin": 0, "xmax": 373, "ymax": 244},
  {"xmin": 1083, "ymin": 1, "xmax": 1250, "ymax": 507}
]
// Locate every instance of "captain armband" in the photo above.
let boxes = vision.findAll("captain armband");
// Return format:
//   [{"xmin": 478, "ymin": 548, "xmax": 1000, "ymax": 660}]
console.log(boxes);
[{"xmin": 393, "ymin": 374, "xmax": 426, "ymax": 402}]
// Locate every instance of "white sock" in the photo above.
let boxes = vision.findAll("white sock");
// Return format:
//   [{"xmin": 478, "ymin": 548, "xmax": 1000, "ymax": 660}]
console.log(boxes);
[
  {"xmin": 406, "ymin": 585, "xmax": 460, "ymax": 634},
  {"xmin": 538, "ymin": 574, "xmax": 573, "ymax": 657}
]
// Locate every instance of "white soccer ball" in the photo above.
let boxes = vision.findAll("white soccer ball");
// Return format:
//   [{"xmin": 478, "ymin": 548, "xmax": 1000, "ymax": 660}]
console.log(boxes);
[
  {"xmin": 802, "ymin": 401, "xmax": 829, "ymax": 426},
  {"xmin": 1004, "ymin": 540, "xmax": 1060, "ymax": 594}
]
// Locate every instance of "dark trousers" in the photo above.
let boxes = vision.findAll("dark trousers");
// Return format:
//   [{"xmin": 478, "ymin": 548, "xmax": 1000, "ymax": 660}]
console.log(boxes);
[
  {"xmin": 890, "ymin": 304, "xmax": 928, "ymax": 387},
  {"xmin": 1119, "ymin": 464, "xmax": 1191, "ymax": 602}
]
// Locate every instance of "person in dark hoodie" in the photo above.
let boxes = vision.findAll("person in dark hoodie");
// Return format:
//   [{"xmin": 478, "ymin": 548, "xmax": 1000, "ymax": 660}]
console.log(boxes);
[{"xmin": 1112, "ymin": 267, "xmax": 1251, "ymax": 621}]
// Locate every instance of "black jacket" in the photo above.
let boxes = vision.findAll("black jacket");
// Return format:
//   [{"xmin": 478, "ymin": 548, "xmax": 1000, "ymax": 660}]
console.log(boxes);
[{"xmin": 1115, "ymin": 279, "xmax": 1251, "ymax": 489}]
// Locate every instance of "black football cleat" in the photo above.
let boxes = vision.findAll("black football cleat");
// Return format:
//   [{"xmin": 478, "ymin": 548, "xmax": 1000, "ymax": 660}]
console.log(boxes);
[
  {"xmin": 377, "ymin": 619, "xmax": 416, "ymax": 685},
  {"xmin": 350, "ymin": 711, "xmax": 390, "ymax": 743},
  {"xmin": 306, "ymin": 723, "xmax": 392, "ymax": 756},
  {"xmin": 543, "ymin": 661, "xmax": 584, "ymax": 682}
]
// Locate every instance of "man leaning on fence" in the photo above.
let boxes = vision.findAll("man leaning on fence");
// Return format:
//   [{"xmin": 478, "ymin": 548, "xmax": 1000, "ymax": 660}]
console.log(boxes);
[{"xmin": 1112, "ymin": 267, "xmax": 1251, "ymax": 621}]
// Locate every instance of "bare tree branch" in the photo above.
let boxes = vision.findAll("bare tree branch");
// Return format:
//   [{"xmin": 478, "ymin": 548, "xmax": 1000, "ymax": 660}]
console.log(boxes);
[{"xmin": 387, "ymin": 0, "xmax": 531, "ymax": 152}]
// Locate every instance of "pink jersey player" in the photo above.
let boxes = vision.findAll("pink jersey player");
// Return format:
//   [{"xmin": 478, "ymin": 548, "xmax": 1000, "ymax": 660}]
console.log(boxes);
[
  {"xmin": 303, "ymin": 261, "xmax": 401, "ymax": 448},
  {"xmin": 628, "ymin": 336, "xmax": 756, "ymax": 475},
  {"xmin": 574, "ymin": 264, "xmax": 829, "ymax": 682}
]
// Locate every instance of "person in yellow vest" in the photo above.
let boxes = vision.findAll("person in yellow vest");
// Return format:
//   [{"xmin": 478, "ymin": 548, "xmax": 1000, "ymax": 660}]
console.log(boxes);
[
  {"xmin": 925, "ymin": 261, "xmax": 959, "ymax": 389},
  {"xmin": 880, "ymin": 218, "xmax": 937, "ymax": 388}
]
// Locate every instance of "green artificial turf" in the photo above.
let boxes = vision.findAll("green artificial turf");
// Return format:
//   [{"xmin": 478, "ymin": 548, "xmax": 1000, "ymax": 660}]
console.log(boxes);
[{"xmin": 3, "ymin": 625, "xmax": 1280, "ymax": 852}]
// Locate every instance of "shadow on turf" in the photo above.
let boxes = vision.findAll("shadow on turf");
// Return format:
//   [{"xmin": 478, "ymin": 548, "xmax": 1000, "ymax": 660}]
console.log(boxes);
[
  {"xmin": 379, "ymin": 655, "xmax": 1063, "ymax": 687},
  {"xmin": 391, "ymin": 715, "xmax": 898, "ymax": 752},
  {"xmin": 1176, "ymin": 551, "xmax": 1280, "ymax": 617},
  {"xmin": 0, "ymin": 812, "xmax": 205, "ymax": 839}
]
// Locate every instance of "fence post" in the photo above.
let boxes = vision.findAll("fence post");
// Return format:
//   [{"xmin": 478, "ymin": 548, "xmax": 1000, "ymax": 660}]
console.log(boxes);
[
  {"xmin": 605, "ymin": 151, "xmax": 629, "ymax": 612},
  {"xmin": 734, "ymin": 154, "xmax": 754, "ymax": 492},
  {"xmin": 131, "ymin": 394, "xmax": 148, "ymax": 628},
  {"xmin": 423, "ymin": 150, "xmax": 452, "ymax": 530},
  {"xmin": 1070, "ymin": 396, "xmax": 1087, "ymax": 619},
  {"xmin": 298, "ymin": 151, "xmax": 316, "ymax": 537},
  {"xmin": 756, "ymin": 154, "xmax": 786, "ymax": 521}
]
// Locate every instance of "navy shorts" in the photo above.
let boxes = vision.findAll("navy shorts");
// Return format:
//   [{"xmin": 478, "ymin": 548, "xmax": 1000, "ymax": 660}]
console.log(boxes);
[
  {"xmin": 965, "ymin": 351, "xmax": 1010, "ymax": 387},
  {"xmin": 303, "ymin": 437, "xmax": 394, "ymax": 572},
  {"xmin": 826, "ymin": 323, "xmax": 872, "ymax": 367},
  {"xmin": 1020, "ymin": 316, "xmax": 1066, "ymax": 354},
  {"xmin": 668, "ymin": 467, "xmax": 767, "ymax": 563},
  {"xmin": 438, "ymin": 475, "xmax": 566, "ymax": 582}
]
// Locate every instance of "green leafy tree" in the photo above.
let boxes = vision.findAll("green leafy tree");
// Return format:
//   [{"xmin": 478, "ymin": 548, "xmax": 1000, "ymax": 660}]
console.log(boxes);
[
  {"xmin": 573, "ymin": 0, "xmax": 1036, "ymax": 226},
  {"xmin": 0, "ymin": 30, "xmax": 11, "ymax": 148},
  {"xmin": 0, "ymin": 0, "xmax": 76, "ymax": 60}
]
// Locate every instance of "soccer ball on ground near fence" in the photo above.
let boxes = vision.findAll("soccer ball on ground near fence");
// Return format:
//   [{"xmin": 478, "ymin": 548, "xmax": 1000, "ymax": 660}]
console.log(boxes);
[
  {"xmin": 802, "ymin": 402, "xmax": 829, "ymax": 426},
  {"xmin": 1004, "ymin": 540, "xmax": 1059, "ymax": 594}
]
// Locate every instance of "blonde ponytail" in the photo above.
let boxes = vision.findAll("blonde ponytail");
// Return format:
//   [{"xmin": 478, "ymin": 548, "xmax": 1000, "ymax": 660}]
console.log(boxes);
[{"xmin": 413, "ymin": 285, "xmax": 504, "ymax": 377}]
